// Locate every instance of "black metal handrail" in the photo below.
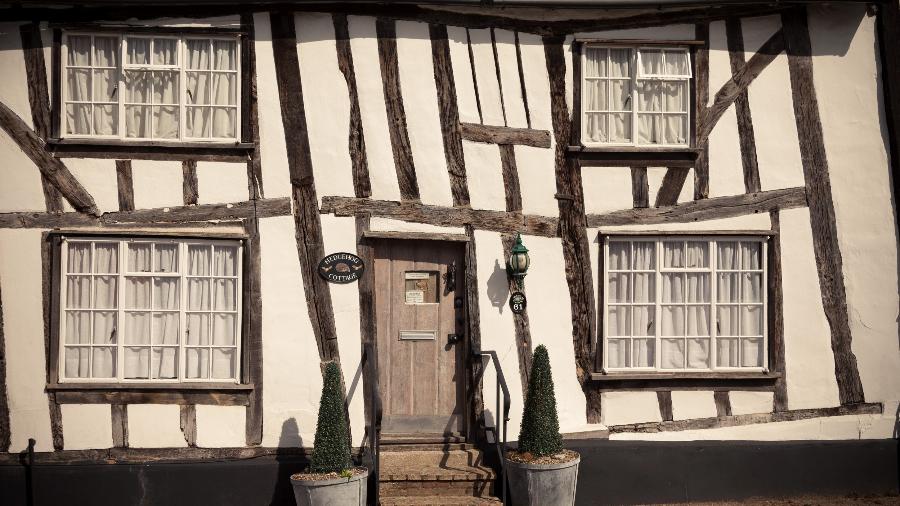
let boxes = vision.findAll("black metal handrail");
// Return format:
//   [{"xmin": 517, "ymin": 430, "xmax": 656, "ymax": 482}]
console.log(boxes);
[
  {"xmin": 472, "ymin": 349, "xmax": 511, "ymax": 505},
  {"xmin": 362, "ymin": 342, "xmax": 383, "ymax": 506}
]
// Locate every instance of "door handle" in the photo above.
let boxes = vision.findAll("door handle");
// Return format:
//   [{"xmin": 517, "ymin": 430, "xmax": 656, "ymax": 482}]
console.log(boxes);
[{"xmin": 447, "ymin": 333, "xmax": 461, "ymax": 345}]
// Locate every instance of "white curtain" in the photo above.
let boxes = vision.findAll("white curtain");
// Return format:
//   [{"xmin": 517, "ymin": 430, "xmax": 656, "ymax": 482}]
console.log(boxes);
[
  {"xmin": 660, "ymin": 242, "xmax": 710, "ymax": 369},
  {"xmin": 584, "ymin": 48, "xmax": 631, "ymax": 143},
  {"xmin": 716, "ymin": 241, "xmax": 763, "ymax": 367},
  {"xmin": 154, "ymin": 244, "xmax": 178, "ymax": 273},
  {"xmin": 64, "ymin": 243, "xmax": 118, "ymax": 378},
  {"xmin": 214, "ymin": 246, "xmax": 238, "ymax": 276},
  {"xmin": 185, "ymin": 40, "xmax": 237, "ymax": 139},
  {"xmin": 66, "ymin": 36, "xmax": 91, "ymax": 135}
]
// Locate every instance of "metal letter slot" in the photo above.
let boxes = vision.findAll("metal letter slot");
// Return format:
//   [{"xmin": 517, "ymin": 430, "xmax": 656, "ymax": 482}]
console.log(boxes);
[{"xmin": 399, "ymin": 330, "xmax": 436, "ymax": 341}]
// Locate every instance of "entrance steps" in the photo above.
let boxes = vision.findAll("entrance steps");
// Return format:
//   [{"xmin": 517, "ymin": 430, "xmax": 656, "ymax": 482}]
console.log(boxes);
[{"xmin": 378, "ymin": 434, "xmax": 501, "ymax": 505}]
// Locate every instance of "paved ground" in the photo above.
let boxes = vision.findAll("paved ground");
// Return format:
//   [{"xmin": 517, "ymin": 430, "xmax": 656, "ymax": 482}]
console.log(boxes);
[{"xmin": 665, "ymin": 494, "xmax": 900, "ymax": 505}]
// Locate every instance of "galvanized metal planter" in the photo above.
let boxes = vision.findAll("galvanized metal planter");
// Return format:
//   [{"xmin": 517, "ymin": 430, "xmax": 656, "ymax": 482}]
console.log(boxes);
[
  {"xmin": 505, "ymin": 455, "xmax": 580, "ymax": 506},
  {"xmin": 290, "ymin": 469, "xmax": 368, "ymax": 506}
]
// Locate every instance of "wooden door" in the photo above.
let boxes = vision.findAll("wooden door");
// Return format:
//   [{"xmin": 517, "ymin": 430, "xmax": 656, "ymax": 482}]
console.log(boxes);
[{"xmin": 374, "ymin": 240, "xmax": 466, "ymax": 435}]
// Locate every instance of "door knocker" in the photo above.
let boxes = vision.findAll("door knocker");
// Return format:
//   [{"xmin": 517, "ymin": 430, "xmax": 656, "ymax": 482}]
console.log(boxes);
[{"xmin": 443, "ymin": 261, "xmax": 457, "ymax": 293}]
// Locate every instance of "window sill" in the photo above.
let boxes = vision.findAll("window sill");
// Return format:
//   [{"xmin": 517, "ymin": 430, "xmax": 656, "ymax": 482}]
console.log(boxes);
[
  {"xmin": 567, "ymin": 145, "xmax": 699, "ymax": 168},
  {"xmin": 589, "ymin": 371, "xmax": 781, "ymax": 391},
  {"xmin": 591, "ymin": 372, "xmax": 780, "ymax": 381},
  {"xmin": 46, "ymin": 138, "xmax": 255, "ymax": 162},
  {"xmin": 47, "ymin": 382, "xmax": 254, "ymax": 405}
]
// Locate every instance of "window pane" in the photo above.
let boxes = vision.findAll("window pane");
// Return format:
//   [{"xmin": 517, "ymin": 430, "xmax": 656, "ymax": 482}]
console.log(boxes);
[
  {"xmin": 93, "ymin": 243, "xmax": 118, "ymax": 271},
  {"xmin": 638, "ymin": 113, "xmax": 663, "ymax": 145},
  {"xmin": 125, "ymin": 71, "xmax": 150, "ymax": 103},
  {"xmin": 213, "ymin": 40, "xmax": 237, "ymax": 70},
  {"xmin": 663, "ymin": 241, "xmax": 683, "ymax": 268},
  {"xmin": 186, "ymin": 107, "xmax": 211, "ymax": 138},
  {"xmin": 67, "ymin": 36, "xmax": 92, "ymax": 66},
  {"xmin": 632, "ymin": 338, "xmax": 654, "ymax": 367},
  {"xmin": 153, "ymin": 71, "xmax": 179, "ymax": 104},
  {"xmin": 153, "ymin": 244, "xmax": 178, "ymax": 273},
  {"xmin": 93, "ymin": 37, "xmax": 118, "ymax": 67},
  {"xmin": 93, "ymin": 312, "xmax": 117, "ymax": 344},
  {"xmin": 717, "ymin": 242, "xmax": 739, "ymax": 270},
  {"xmin": 93, "ymin": 276, "xmax": 117, "ymax": 309},
  {"xmin": 583, "ymin": 79, "xmax": 607, "ymax": 111},
  {"xmin": 152, "ymin": 312, "xmax": 179, "ymax": 345},
  {"xmin": 609, "ymin": 48, "xmax": 631, "ymax": 77},
  {"xmin": 741, "ymin": 305, "xmax": 763, "ymax": 336},
  {"xmin": 684, "ymin": 273, "xmax": 709, "ymax": 303},
  {"xmin": 188, "ymin": 245, "xmax": 211, "ymax": 276},
  {"xmin": 186, "ymin": 348, "xmax": 209, "ymax": 378},
  {"xmin": 68, "ymin": 243, "xmax": 91, "ymax": 273},
  {"xmin": 66, "ymin": 311, "xmax": 91, "ymax": 344},
  {"xmin": 640, "ymin": 49, "xmax": 663, "ymax": 75},
  {"xmin": 187, "ymin": 313, "xmax": 210, "ymax": 345},
  {"xmin": 661, "ymin": 305, "xmax": 684, "ymax": 335},
  {"xmin": 607, "ymin": 306, "xmax": 630, "ymax": 336},
  {"xmin": 609, "ymin": 80, "xmax": 631, "ymax": 111},
  {"xmin": 686, "ymin": 338, "xmax": 709, "ymax": 368},
  {"xmin": 124, "ymin": 312, "xmax": 150, "ymax": 344},
  {"xmin": 213, "ymin": 279, "xmax": 236, "ymax": 311},
  {"xmin": 65, "ymin": 347, "xmax": 90, "ymax": 378},
  {"xmin": 665, "ymin": 114, "xmax": 688, "ymax": 145},
  {"xmin": 214, "ymin": 247, "xmax": 239, "ymax": 276},
  {"xmin": 152, "ymin": 348, "xmax": 178, "ymax": 379},
  {"xmin": 717, "ymin": 338, "xmax": 740, "ymax": 367},
  {"xmin": 211, "ymin": 73, "xmax": 236, "ymax": 105},
  {"xmin": 93, "ymin": 69, "xmax": 117, "ymax": 102},
  {"xmin": 128, "ymin": 244, "xmax": 152, "ymax": 272},
  {"xmin": 93, "ymin": 105, "xmax": 117, "ymax": 136},
  {"xmin": 633, "ymin": 242, "xmax": 655, "ymax": 270},
  {"xmin": 743, "ymin": 273, "xmax": 763, "ymax": 302},
  {"xmin": 124, "ymin": 347, "xmax": 150, "ymax": 379},
  {"xmin": 608, "ymin": 242, "xmax": 629, "ymax": 270},
  {"xmin": 633, "ymin": 273, "xmax": 655, "ymax": 303},
  {"xmin": 66, "ymin": 104, "xmax": 91, "ymax": 135},
  {"xmin": 153, "ymin": 38, "xmax": 177, "ymax": 65},
  {"xmin": 665, "ymin": 51, "xmax": 689, "ymax": 76},
  {"xmin": 125, "ymin": 278, "xmax": 151, "ymax": 309},
  {"xmin": 211, "ymin": 108, "xmax": 235, "ymax": 138},
  {"xmin": 153, "ymin": 106, "xmax": 180, "ymax": 139},
  {"xmin": 741, "ymin": 337, "xmax": 763, "ymax": 367},
  {"xmin": 607, "ymin": 338, "xmax": 629, "ymax": 368},
  {"xmin": 153, "ymin": 278, "xmax": 179, "ymax": 310},
  {"xmin": 66, "ymin": 277, "xmax": 91, "ymax": 308},
  {"xmin": 638, "ymin": 81, "xmax": 662, "ymax": 111},
  {"xmin": 125, "ymin": 106, "xmax": 151, "ymax": 138},
  {"xmin": 609, "ymin": 113, "xmax": 631, "ymax": 143},
  {"xmin": 213, "ymin": 313, "xmax": 236, "ymax": 345},
  {"xmin": 716, "ymin": 305, "xmax": 740, "ymax": 336},
  {"xmin": 665, "ymin": 81, "xmax": 688, "ymax": 112},
  {"xmin": 186, "ymin": 72, "xmax": 210, "ymax": 104},
  {"xmin": 211, "ymin": 349, "xmax": 236, "ymax": 379},
  {"xmin": 584, "ymin": 47, "xmax": 607, "ymax": 77},
  {"xmin": 92, "ymin": 347, "xmax": 116, "ymax": 378},
  {"xmin": 717, "ymin": 273, "xmax": 740, "ymax": 303},
  {"xmin": 186, "ymin": 39, "xmax": 210, "ymax": 69},
  {"xmin": 608, "ymin": 273, "xmax": 630, "ymax": 303},
  {"xmin": 67, "ymin": 69, "xmax": 91, "ymax": 101},
  {"xmin": 632, "ymin": 306, "xmax": 654, "ymax": 336},
  {"xmin": 662, "ymin": 273, "xmax": 682, "ymax": 303},
  {"xmin": 741, "ymin": 242, "xmax": 762, "ymax": 270},
  {"xmin": 188, "ymin": 279, "xmax": 211, "ymax": 310},
  {"xmin": 660, "ymin": 338, "xmax": 684, "ymax": 369},
  {"xmin": 584, "ymin": 113, "xmax": 607, "ymax": 143},
  {"xmin": 127, "ymin": 38, "xmax": 150, "ymax": 65},
  {"xmin": 684, "ymin": 241, "xmax": 707, "ymax": 268},
  {"xmin": 686, "ymin": 305, "xmax": 710, "ymax": 336}
]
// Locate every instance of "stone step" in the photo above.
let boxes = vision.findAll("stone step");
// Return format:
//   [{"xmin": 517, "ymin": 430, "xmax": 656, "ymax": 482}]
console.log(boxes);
[
  {"xmin": 380, "ymin": 442, "xmax": 477, "ymax": 452},
  {"xmin": 379, "ymin": 449, "xmax": 496, "ymax": 482},
  {"xmin": 379, "ymin": 479, "xmax": 495, "ymax": 498},
  {"xmin": 380, "ymin": 433, "xmax": 467, "ymax": 445},
  {"xmin": 380, "ymin": 495, "xmax": 503, "ymax": 505}
]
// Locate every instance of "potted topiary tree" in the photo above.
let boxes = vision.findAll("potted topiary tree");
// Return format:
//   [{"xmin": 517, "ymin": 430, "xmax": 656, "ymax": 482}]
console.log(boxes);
[
  {"xmin": 505, "ymin": 345, "xmax": 580, "ymax": 506},
  {"xmin": 290, "ymin": 362, "xmax": 368, "ymax": 506}
]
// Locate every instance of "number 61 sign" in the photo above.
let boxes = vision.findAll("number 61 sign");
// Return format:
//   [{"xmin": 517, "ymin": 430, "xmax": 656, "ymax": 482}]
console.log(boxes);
[{"xmin": 509, "ymin": 291, "xmax": 527, "ymax": 315}]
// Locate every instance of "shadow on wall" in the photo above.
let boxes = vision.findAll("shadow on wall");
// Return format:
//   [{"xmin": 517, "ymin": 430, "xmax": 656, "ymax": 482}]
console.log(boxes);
[
  {"xmin": 486, "ymin": 259, "xmax": 510, "ymax": 313},
  {"xmin": 270, "ymin": 418, "xmax": 304, "ymax": 506}
]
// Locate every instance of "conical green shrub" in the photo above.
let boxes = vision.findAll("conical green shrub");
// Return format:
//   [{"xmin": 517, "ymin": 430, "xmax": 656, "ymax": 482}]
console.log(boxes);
[
  {"xmin": 310, "ymin": 362, "xmax": 351, "ymax": 474},
  {"xmin": 517, "ymin": 345, "xmax": 563, "ymax": 457}
]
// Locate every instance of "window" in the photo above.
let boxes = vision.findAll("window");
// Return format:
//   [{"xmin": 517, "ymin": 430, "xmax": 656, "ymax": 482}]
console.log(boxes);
[
  {"xmin": 59, "ymin": 237, "xmax": 243, "ymax": 383},
  {"xmin": 602, "ymin": 236, "xmax": 767, "ymax": 372},
  {"xmin": 581, "ymin": 46, "xmax": 691, "ymax": 147},
  {"xmin": 62, "ymin": 32, "xmax": 240, "ymax": 142}
]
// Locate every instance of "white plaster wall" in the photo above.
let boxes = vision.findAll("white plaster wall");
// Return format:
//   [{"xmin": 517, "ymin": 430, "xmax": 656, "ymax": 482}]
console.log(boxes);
[
  {"xmin": 63, "ymin": 158, "xmax": 120, "ymax": 213},
  {"xmin": 347, "ymin": 16, "xmax": 402, "ymax": 202},
  {"xmin": 61, "ymin": 404, "xmax": 112, "ymax": 450},
  {"xmin": 514, "ymin": 145, "xmax": 559, "ymax": 218},
  {"xmin": 368, "ymin": 217, "xmax": 464, "ymax": 235},
  {"xmin": 395, "ymin": 21, "xmax": 454, "ymax": 207},
  {"xmin": 128, "ymin": 404, "xmax": 187, "ymax": 448},
  {"xmin": 729, "ymin": 391, "xmax": 774, "ymax": 416},
  {"xmin": 447, "ymin": 26, "xmax": 481, "ymax": 125},
  {"xmin": 646, "ymin": 166, "xmax": 695, "ymax": 206},
  {"xmin": 0, "ymin": 22, "xmax": 35, "ymax": 129},
  {"xmin": 706, "ymin": 21, "xmax": 745, "ymax": 199},
  {"xmin": 259, "ymin": 216, "xmax": 323, "ymax": 447},
  {"xmin": 463, "ymin": 140, "xmax": 506, "ymax": 212},
  {"xmin": 516, "ymin": 32, "xmax": 551, "ymax": 132},
  {"xmin": 195, "ymin": 161, "xmax": 248, "ymax": 205},
  {"xmin": 582, "ymin": 168, "xmax": 634, "ymax": 215},
  {"xmin": 0, "ymin": 229, "xmax": 53, "ymax": 452},
  {"xmin": 321, "ymin": 214, "xmax": 366, "ymax": 447},
  {"xmin": 0, "ymin": 129, "xmax": 47, "ymax": 212},
  {"xmin": 809, "ymin": 4, "xmax": 900, "ymax": 406},
  {"xmin": 130, "ymin": 160, "xmax": 184, "ymax": 209},
  {"xmin": 297, "ymin": 13, "xmax": 356, "ymax": 205},
  {"xmin": 253, "ymin": 12, "xmax": 293, "ymax": 200},
  {"xmin": 493, "ymin": 29, "xmax": 529, "ymax": 129},
  {"xmin": 467, "ymin": 28, "xmax": 505, "ymax": 126},
  {"xmin": 473, "ymin": 230, "xmax": 524, "ymax": 443},
  {"xmin": 671, "ymin": 391, "xmax": 717, "ymax": 421},
  {"xmin": 601, "ymin": 391, "xmax": 661, "ymax": 426},
  {"xmin": 780, "ymin": 207, "xmax": 841, "ymax": 409},
  {"xmin": 195, "ymin": 405, "xmax": 245, "ymax": 447}
]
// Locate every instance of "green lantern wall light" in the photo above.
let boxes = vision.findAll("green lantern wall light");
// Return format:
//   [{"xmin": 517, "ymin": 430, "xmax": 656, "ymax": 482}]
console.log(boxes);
[{"xmin": 507, "ymin": 233, "xmax": 530, "ymax": 289}]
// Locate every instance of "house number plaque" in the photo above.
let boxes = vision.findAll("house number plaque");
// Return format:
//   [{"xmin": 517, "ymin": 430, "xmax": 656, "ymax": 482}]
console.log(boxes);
[
  {"xmin": 318, "ymin": 252, "xmax": 365, "ymax": 284},
  {"xmin": 509, "ymin": 291, "xmax": 527, "ymax": 314}
]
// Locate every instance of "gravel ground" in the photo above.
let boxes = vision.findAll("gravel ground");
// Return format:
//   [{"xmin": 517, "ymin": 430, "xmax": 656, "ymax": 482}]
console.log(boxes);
[{"xmin": 647, "ymin": 494, "xmax": 900, "ymax": 505}]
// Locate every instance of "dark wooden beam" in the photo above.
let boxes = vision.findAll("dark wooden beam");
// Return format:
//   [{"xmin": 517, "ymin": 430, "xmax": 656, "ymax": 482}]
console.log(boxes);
[
  {"xmin": 115, "ymin": 160, "xmax": 135, "ymax": 212},
  {"xmin": 545, "ymin": 36, "xmax": 601, "ymax": 424},
  {"xmin": 877, "ymin": 0, "xmax": 900, "ymax": 228},
  {"xmin": 610, "ymin": 402, "xmax": 882, "ymax": 434},
  {"xmin": 693, "ymin": 22, "xmax": 710, "ymax": 200},
  {"xmin": 55, "ymin": 390, "xmax": 250, "ymax": 406},
  {"xmin": 502, "ymin": 232, "xmax": 533, "ymax": 400},
  {"xmin": 270, "ymin": 12, "xmax": 341, "ymax": 365},
  {"xmin": 657, "ymin": 390, "xmax": 674, "ymax": 421},
  {"xmin": 47, "ymin": 141, "xmax": 254, "ymax": 163},
  {"xmin": 630, "ymin": 166, "xmax": 649, "ymax": 208},
  {"xmin": 0, "ymin": 445, "xmax": 314, "ymax": 466},
  {"xmin": 41, "ymin": 236, "xmax": 63, "ymax": 451},
  {"xmin": 430, "ymin": 23, "xmax": 470, "ymax": 207},
  {"xmin": 464, "ymin": 224, "xmax": 484, "ymax": 441},
  {"xmin": 587, "ymin": 186, "xmax": 807, "ymax": 227},
  {"xmin": 182, "ymin": 159, "xmax": 199, "ymax": 205},
  {"xmin": 459, "ymin": 122, "xmax": 551, "ymax": 148},
  {"xmin": 0, "ymin": 102, "xmax": 98, "ymax": 215},
  {"xmin": 334, "ymin": 13, "xmax": 372, "ymax": 200},
  {"xmin": 377, "ymin": 17, "xmax": 420, "ymax": 201},
  {"xmin": 499, "ymin": 145, "xmax": 522, "ymax": 213},
  {"xmin": 320, "ymin": 195, "xmax": 559, "ymax": 237},
  {"xmin": 20, "ymin": 23, "xmax": 64, "ymax": 213},
  {"xmin": 241, "ymin": 13, "xmax": 264, "ymax": 201},
  {"xmin": 713, "ymin": 391, "xmax": 732, "ymax": 417},
  {"xmin": 355, "ymin": 214, "xmax": 376, "ymax": 430},
  {"xmin": 0, "ymin": 281, "xmax": 9, "ymax": 452},
  {"xmin": 465, "ymin": 29, "xmax": 483, "ymax": 124},
  {"xmin": 243, "ymin": 218, "xmax": 263, "ymax": 445},
  {"xmin": 0, "ymin": 197, "xmax": 292, "ymax": 229},
  {"xmin": 782, "ymin": 7, "xmax": 864, "ymax": 405},
  {"xmin": 180, "ymin": 405, "xmax": 197, "ymax": 447},
  {"xmin": 111, "ymin": 404, "xmax": 128, "ymax": 448},
  {"xmin": 654, "ymin": 167, "xmax": 690, "ymax": 207},
  {"xmin": 768, "ymin": 210, "xmax": 788, "ymax": 412},
  {"xmin": 726, "ymin": 17, "xmax": 762, "ymax": 194}
]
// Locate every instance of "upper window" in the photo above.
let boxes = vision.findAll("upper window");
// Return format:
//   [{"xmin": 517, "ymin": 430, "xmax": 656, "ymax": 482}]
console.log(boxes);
[
  {"xmin": 602, "ymin": 236, "xmax": 767, "ymax": 372},
  {"xmin": 59, "ymin": 237, "xmax": 243, "ymax": 383},
  {"xmin": 62, "ymin": 32, "xmax": 240, "ymax": 142},
  {"xmin": 581, "ymin": 46, "xmax": 691, "ymax": 147}
]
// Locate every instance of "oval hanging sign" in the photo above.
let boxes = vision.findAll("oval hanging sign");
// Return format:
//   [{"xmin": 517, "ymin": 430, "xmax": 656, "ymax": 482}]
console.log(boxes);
[
  {"xmin": 318, "ymin": 252, "xmax": 365, "ymax": 284},
  {"xmin": 510, "ymin": 291, "xmax": 527, "ymax": 314}
]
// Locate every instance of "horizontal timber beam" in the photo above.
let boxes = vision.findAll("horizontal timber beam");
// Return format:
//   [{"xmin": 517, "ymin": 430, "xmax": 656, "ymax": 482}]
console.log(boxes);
[
  {"xmin": 587, "ymin": 186, "xmax": 807, "ymax": 227},
  {"xmin": 0, "ymin": 446, "xmax": 321, "ymax": 466},
  {"xmin": 459, "ymin": 122, "xmax": 551, "ymax": 148},
  {"xmin": 0, "ymin": 197, "xmax": 292, "ymax": 229},
  {"xmin": 609, "ymin": 402, "xmax": 883, "ymax": 434},
  {"xmin": 320, "ymin": 195, "xmax": 560, "ymax": 237}
]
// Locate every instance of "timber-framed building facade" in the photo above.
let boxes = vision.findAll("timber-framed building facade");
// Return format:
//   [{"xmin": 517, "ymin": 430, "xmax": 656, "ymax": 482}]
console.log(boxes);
[{"xmin": 0, "ymin": 0, "xmax": 898, "ymax": 504}]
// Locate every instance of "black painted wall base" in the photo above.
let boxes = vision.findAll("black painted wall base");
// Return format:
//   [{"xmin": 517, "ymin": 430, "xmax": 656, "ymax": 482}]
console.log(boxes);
[{"xmin": 0, "ymin": 440, "xmax": 896, "ymax": 506}]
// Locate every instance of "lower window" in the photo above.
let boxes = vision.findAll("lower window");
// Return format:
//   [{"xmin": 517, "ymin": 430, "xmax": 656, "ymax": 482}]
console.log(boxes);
[
  {"xmin": 602, "ymin": 235, "xmax": 768, "ymax": 372},
  {"xmin": 58, "ymin": 236, "xmax": 243, "ymax": 383}
]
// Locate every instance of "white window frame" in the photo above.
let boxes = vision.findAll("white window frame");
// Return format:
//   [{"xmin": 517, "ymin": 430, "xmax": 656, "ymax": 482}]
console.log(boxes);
[
  {"xmin": 580, "ymin": 44, "xmax": 692, "ymax": 148},
  {"xmin": 61, "ymin": 31, "xmax": 241, "ymax": 143},
  {"xmin": 57, "ymin": 236, "xmax": 244, "ymax": 384},
  {"xmin": 601, "ymin": 235, "xmax": 768, "ymax": 373}
]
